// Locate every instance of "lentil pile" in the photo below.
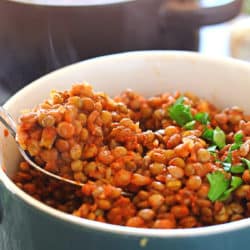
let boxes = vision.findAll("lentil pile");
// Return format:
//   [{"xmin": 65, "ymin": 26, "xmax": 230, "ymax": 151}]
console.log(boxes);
[{"xmin": 14, "ymin": 83, "xmax": 250, "ymax": 229}]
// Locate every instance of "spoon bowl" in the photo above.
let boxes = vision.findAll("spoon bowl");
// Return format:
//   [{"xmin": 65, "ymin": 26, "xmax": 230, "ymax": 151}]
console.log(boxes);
[
  {"xmin": 0, "ymin": 105, "xmax": 132, "ymax": 197},
  {"xmin": 0, "ymin": 106, "xmax": 86, "ymax": 187}
]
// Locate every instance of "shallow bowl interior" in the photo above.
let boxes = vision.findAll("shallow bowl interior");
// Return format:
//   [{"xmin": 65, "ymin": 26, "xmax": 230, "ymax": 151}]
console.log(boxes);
[{"xmin": 1, "ymin": 51, "xmax": 250, "ymax": 237}]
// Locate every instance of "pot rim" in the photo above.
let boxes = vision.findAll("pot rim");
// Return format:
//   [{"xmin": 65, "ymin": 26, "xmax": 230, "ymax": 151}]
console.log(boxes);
[
  {"xmin": 7, "ymin": 0, "xmax": 135, "ymax": 7},
  {"xmin": 1, "ymin": 50, "xmax": 250, "ymax": 238}
]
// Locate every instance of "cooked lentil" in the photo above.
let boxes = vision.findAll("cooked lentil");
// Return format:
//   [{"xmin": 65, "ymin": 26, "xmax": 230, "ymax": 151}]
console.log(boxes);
[{"xmin": 13, "ymin": 83, "xmax": 250, "ymax": 229}]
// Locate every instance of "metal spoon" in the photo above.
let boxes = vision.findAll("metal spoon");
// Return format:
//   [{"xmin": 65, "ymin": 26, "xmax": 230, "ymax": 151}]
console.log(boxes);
[{"xmin": 0, "ymin": 106, "xmax": 131, "ymax": 196}]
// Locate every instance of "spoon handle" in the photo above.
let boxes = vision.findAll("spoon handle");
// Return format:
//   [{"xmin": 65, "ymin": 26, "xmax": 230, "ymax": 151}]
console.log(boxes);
[
  {"xmin": 0, "ymin": 106, "xmax": 17, "ymax": 138},
  {"xmin": 0, "ymin": 106, "xmax": 86, "ymax": 185}
]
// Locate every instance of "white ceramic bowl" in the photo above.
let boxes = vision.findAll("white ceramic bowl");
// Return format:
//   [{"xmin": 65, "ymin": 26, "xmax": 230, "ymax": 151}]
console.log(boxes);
[{"xmin": 1, "ymin": 51, "xmax": 250, "ymax": 250}]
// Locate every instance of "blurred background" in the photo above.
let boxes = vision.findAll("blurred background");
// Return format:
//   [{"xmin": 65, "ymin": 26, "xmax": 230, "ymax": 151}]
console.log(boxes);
[{"xmin": 0, "ymin": 0, "xmax": 250, "ymax": 104}]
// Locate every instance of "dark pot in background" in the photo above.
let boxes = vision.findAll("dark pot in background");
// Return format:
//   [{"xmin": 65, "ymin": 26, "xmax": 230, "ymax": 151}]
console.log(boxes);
[{"xmin": 0, "ymin": 0, "xmax": 242, "ymax": 102}]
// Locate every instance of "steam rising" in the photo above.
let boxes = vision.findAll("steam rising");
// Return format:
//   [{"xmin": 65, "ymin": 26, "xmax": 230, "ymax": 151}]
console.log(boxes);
[
  {"xmin": 46, "ymin": 17, "xmax": 78, "ymax": 71},
  {"xmin": 47, "ymin": 21, "xmax": 61, "ymax": 69}
]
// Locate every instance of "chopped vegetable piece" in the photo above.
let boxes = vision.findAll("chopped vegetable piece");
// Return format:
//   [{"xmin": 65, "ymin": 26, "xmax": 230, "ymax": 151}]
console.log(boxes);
[
  {"xmin": 207, "ymin": 171, "xmax": 230, "ymax": 202},
  {"xmin": 174, "ymin": 96, "xmax": 185, "ymax": 105},
  {"xmin": 234, "ymin": 132, "xmax": 244, "ymax": 144},
  {"xmin": 241, "ymin": 158, "xmax": 250, "ymax": 169},
  {"xmin": 207, "ymin": 145, "xmax": 217, "ymax": 153},
  {"xmin": 184, "ymin": 120, "xmax": 196, "ymax": 130},
  {"xmin": 202, "ymin": 128, "xmax": 214, "ymax": 142},
  {"xmin": 231, "ymin": 176, "xmax": 243, "ymax": 189},
  {"xmin": 230, "ymin": 144, "xmax": 240, "ymax": 151},
  {"xmin": 194, "ymin": 112, "xmax": 210, "ymax": 125},
  {"xmin": 213, "ymin": 127, "xmax": 226, "ymax": 149},
  {"xmin": 230, "ymin": 164, "xmax": 245, "ymax": 174},
  {"xmin": 168, "ymin": 96, "xmax": 193, "ymax": 126},
  {"xmin": 207, "ymin": 145, "xmax": 218, "ymax": 158},
  {"xmin": 219, "ymin": 176, "xmax": 243, "ymax": 201},
  {"xmin": 222, "ymin": 162, "xmax": 232, "ymax": 172},
  {"xmin": 230, "ymin": 132, "xmax": 244, "ymax": 151},
  {"xmin": 222, "ymin": 151, "xmax": 232, "ymax": 172}
]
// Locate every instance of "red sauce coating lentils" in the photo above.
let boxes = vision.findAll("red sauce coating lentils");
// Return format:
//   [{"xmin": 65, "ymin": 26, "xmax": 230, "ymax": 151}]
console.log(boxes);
[{"xmin": 14, "ymin": 83, "xmax": 250, "ymax": 229}]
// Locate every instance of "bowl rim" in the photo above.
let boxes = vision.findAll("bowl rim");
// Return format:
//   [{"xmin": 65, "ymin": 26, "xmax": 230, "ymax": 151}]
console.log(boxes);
[
  {"xmin": 1, "ymin": 50, "xmax": 250, "ymax": 238},
  {"xmin": 7, "ymin": 0, "xmax": 135, "ymax": 7}
]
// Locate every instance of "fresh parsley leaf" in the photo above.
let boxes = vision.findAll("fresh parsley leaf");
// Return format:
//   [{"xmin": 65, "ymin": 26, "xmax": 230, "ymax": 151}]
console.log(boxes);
[
  {"xmin": 230, "ymin": 144, "xmax": 241, "ymax": 151},
  {"xmin": 194, "ymin": 112, "xmax": 210, "ymax": 125},
  {"xmin": 184, "ymin": 120, "xmax": 196, "ymax": 130},
  {"xmin": 234, "ymin": 132, "xmax": 244, "ymax": 144},
  {"xmin": 202, "ymin": 128, "xmax": 214, "ymax": 142},
  {"xmin": 213, "ymin": 127, "xmax": 226, "ymax": 149},
  {"xmin": 231, "ymin": 176, "xmax": 243, "ymax": 189},
  {"xmin": 207, "ymin": 172, "xmax": 242, "ymax": 202},
  {"xmin": 168, "ymin": 97, "xmax": 193, "ymax": 126},
  {"xmin": 241, "ymin": 158, "xmax": 250, "ymax": 169},
  {"xmin": 230, "ymin": 164, "xmax": 245, "ymax": 174},
  {"xmin": 207, "ymin": 171, "xmax": 230, "ymax": 202},
  {"xmin": 230, "ymin": 132, "xmax": 244, "ymax": 151},
  {"xmin": 219, "ymin": 176, "xmax": 243, "ymax": 201}
]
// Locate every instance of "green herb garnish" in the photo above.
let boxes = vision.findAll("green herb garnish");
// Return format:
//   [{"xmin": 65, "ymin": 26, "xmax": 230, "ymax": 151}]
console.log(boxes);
[
  {"xmin": 206, "ymin": 131, "xmax": 244, "ymax": 202},
  {"xmin": 169, "ymin": 98, "xmax": 211, "ymax": 129},
  {"xmin": 207, "ymin": 172, "xmax": 243, "ymax": 202},
  {"xmin": 221, "ymin": 133, "xmax": 244, "ymax": 172},
  {"xmin": 230, "ymin": 165, "xmax": 245, "ymax": 174},
  {"xmin": 222, "ymin": 151, "xmax": 232, "ymax": 172},
  {"xmin": 241, "ymin": 158, "xmax": 250, "ymax": 169},
  {"xmin": 194, "ymin": 112, "xmax": 210, "ymax": 125},
  {"xmin": 207, "ymin": 171, "xmax": 230, "ymax": 202},
  {"xmin": 213, "ymin": 127, "xmax": 226, "ymax": 149},
  {"xmin": 219, "ymin": 176, "xmax": 243, "ymax": 201},
  {"xmin": 168, "ymin": 96, "xmax": 193, "ymax": 126},
  {"xmin": 234, "ymin": 132, "xmax": 244, "ymax": 144},
  {"xmin": 202, "ymin": 126, "xmax": 226, "ymax": 148},
  {"xmin": 202, "ymin": 128, "xmax": 214, "ymax": 142},
  {"xmin": 183, "ymin": 120, "xmax": 196, "ymax": 130},
  {"xmin": 230, "ymin": 132, "xmax": 244, "ymax": 151},
  {"xmin": 174, "ymin": 96, "xmax": 185, "ymax": 105}
]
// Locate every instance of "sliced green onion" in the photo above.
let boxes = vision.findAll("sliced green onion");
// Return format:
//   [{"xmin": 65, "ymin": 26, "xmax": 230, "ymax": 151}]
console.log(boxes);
[
  {"xmin": 184, "ymin": 120, "xmax": 196, "ymax": 130},
  {"xmin": 213, "ymin": 127, "xmax": 226, "ymax": 149}
]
